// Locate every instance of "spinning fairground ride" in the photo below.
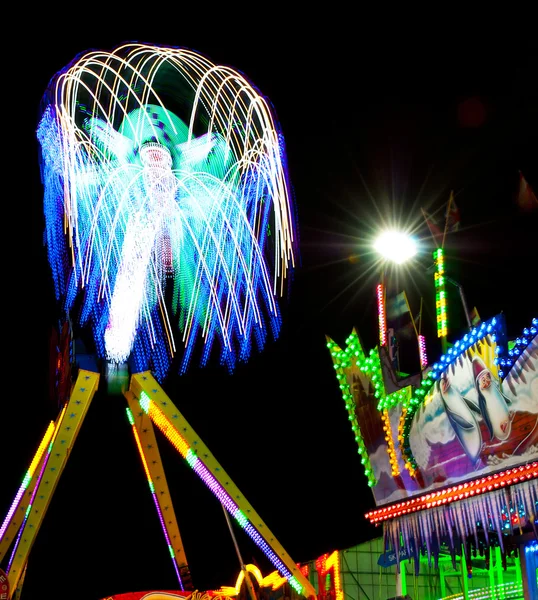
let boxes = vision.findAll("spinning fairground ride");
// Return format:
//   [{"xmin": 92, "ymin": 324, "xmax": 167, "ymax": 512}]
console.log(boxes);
[
  {"xmin": 0, "ymin": 43, "xmax": 317, "ymax": 600},
  {"xmin": 327, "ymin": 247, "xmax": 538, "ymax": 599}
]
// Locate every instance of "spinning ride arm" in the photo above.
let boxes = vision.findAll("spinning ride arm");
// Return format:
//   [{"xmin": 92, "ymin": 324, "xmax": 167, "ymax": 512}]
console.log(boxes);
[
  {"xmin": 127, "ymin": 372, "xmax": 317, "ymax": 600},
  {"xmin": 0, "ymin": 370, "xmax": 100, "ymax": 596}
]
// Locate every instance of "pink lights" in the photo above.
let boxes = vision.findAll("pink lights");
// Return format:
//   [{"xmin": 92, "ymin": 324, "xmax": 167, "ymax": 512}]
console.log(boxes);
[
  {"xmin": 418, "ymin": 334, "xmax": 428, "ymax": 369},
  {"xmin": 377, "ymin": 284, "xmax": 387, "ymax": 347}
]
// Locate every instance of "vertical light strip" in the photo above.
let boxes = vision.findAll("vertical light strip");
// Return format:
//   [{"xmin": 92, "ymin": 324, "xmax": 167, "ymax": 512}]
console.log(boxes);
[
  {"xmin": 325, "ymin": 550, "xmax": 343, "ymax": 600},
  {"xmin": 6, "ymin": 404, "xmax": 68, "ymax": 572},
  {"xmin": 525, "ymin": 539, "xmax": 538, "ymax": 600},
  {"xmin": 381, "ymin": 409, "xmax": 400, "ymax": 477},
  {"xmin": 433, "ymin": 248, "xmax": 448, "ymax": 338},
  {"xmin": 326, "ymin": 334, "xmax": 377, "ymax": 487},
  {"xmin": 0, "ymin": 422, "xmax": 55, "ymax": 541},
  {"xmin": 138, "ymin": 392, "xmax": 304, "ymax": 595},
  {"xmin": 377, "ymin": 283, "xmax": 387, "ymax": 346},
  {"xmin": 315, "ymin": 551, "xmax": 343, "ymax": 600},
  {"xmin": 418, "ymin": 334, "xmax": 428, "ymax": 369},
  {"xmin": 125, "ymin": 407, "xmax": 184, "ymax": 590}
]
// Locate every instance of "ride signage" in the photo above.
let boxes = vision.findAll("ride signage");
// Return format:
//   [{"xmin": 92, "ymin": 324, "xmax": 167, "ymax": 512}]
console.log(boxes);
[{"xmin": 0, "ymin": 568, "xmax": 10, "ymax": 600}]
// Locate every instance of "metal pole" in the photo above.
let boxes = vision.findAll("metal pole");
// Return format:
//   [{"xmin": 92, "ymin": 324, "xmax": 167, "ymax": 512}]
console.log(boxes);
[
  {"xmin": 221, "ymin": 504, "xmax": 258, "ymax": 600},
  {"xmin": 446, "ymin": 276, "xmax": 472, "ymax": 331}
]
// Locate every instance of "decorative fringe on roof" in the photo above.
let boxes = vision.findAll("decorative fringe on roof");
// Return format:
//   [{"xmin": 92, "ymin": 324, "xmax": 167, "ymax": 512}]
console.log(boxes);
[{"xmin": 384, "ymin": 479, "xmax": 537, "ymax": 574}]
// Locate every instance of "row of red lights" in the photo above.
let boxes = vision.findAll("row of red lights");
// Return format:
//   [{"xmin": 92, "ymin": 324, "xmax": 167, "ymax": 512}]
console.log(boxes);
[{"xmin": 365, "ymin": 462, "xmax": 538, "ymax": 524}]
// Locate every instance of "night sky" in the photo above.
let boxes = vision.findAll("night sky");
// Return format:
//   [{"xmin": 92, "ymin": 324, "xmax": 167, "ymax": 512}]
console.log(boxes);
[{"xmin": 2, "ymin": 21, "xmax": 537, "ymax": 600}]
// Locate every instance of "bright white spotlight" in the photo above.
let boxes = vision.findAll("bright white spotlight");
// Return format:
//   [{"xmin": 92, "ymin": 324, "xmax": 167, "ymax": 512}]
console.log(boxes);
[{"xmin": 374, "ymin": 230, "xmax": 417, "ymax": 264}]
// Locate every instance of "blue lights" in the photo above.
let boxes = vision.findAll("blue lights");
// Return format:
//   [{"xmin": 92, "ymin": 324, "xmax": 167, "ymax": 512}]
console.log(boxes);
[
  {"xmin": 431, "ymin": 315, "xmax": 505, "ymax": 379},
  {"xmin": 496, "ymin": 316, "xmax": 537, "ymax": 378},
  {"xmin": 430, "ymin": 314, "xmax": 536, "ymax": 381}
]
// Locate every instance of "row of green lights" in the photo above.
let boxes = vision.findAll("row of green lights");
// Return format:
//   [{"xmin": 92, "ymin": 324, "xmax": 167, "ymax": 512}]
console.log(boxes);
[
  {"xmin": 399, "ymin": 372, "xmax": 436, "ymax": 472},
  {"xmin": 434, "ymin": 249, "xmax": 448, "ymax": 339},
  {"xmin": 437, "ymin": 581, "xmax": 523, "ymax": 600},
  {"xmin": 328, "ymin": 330, "xmax": 432, "ymax": 484},
  {"xmin": 328, "ymin": 326, "xmax": 440, "ymax": 482},
  {"xmin": 358, "ymin": 348, "xmax": 386, "ymax": 403},
  {"xmin": 378, "ymin": 386, "xmax": 411, "ymax": 412},
  {"xmin": 327, "ymin": 334, "xmax": 377, "ymax": 488}
]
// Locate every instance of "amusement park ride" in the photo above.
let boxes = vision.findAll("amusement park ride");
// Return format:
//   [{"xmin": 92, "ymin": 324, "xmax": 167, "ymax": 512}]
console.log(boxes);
[
  {"xmin": 1, "ymin": 40, "xmax": 536, "ymax": 600},
  {"xmin": 0, "ymin": 43, "xmax": 316, "ymax": 600}
]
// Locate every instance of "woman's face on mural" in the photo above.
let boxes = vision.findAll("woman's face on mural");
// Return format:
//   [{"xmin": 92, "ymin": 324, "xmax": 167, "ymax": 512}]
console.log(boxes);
[{"xmin": 478, "ymin": 371, "xmax": 492, "ymax": 390}]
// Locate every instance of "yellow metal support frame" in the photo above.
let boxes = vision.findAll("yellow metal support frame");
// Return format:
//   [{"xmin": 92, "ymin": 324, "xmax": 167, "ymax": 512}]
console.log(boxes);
[
  {"xmin": 0, "ymin": 369, "xmax": 316, "ymax": 600},
  {"xmin": 2, "ymin": 370, "xmax": 99, "ymax": 594}
]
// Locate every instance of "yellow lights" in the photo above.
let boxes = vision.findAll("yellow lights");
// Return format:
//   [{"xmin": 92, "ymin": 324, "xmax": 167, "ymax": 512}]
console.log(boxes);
[
  {"xmin": 129, "ymin": 418, "xmax": 154, "ymax": 483},
  {"xmin": 29, "ymin": 422, "xmax": 55, "ymax": 475},
  {"xmin": 216, "ymin": 554, "xmax": 340, "ymax": 599},
  {"xmin": 434, "ymin": 249, "xmax": 448, "ymax": 338},
  {"xmin": 316, "ymin": 551, "xmax": 343, "ymax": 600},
  {"xmin": 382, "ymin": 410, "xmax": 400, "ymax": 477},
  {"xmin": 144, "ymin": 398, "xmax": 190, "ymax": 459},
  {"xmin": 216, "ymin": 563, "xmax": 264, "ymax": 596},
  {"xmin": 259, "ymin": 570, "xmax": 288, "ymax": 591},
  {"xmin": 216, "ymin": 564, "xmax": 288, "ymax": 596},
  {"xmin": 398, "ymin": 407, "xmax": 416, "ymax": 478}
]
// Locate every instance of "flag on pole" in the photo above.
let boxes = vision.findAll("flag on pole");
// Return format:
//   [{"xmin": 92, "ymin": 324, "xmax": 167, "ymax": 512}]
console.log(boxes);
[
  {"xmin": 442, "ymin": 191, "xmax": 461, "ymax": 248},
  {"xmin": 517, "ymin": 171, "xmax": 538, "ymax": 211},
  {"xmin": 396, "ymin": 311, "xmax": 421, "ymax": 340},
  {"xmin": 421, "ymin": 207, "xmax": 444, "ymax": 248},
  {"xmin": 388, "ymin": 327, "xmax": 399, "ymax": 370},
  {"xmin": 469, "ymin": 306, "xmax": 481, "ymax": 327},
  {"xmin": 386, "ymin": 291, "xmax": 409, "ymax": 320},
  {"xmin": 387, "ymin": 291, "xmax": 419, "ymax": 340},
  {"xmin": 444, "ymin": 192, "xmax": 461, "ymax": 233},
  {"xmin": 423, "ymin": 192, "xmax": 461, "ymax": 249}
]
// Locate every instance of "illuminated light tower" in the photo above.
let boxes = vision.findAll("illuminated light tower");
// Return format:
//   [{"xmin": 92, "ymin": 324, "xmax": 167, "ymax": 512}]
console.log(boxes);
[
  {"xmin": 0, "ymin": 42, "xmax": 316, "ymax": 600},
  {"xmin": 433, "ymin": 247, "xmax": 448, "ymax": 353},
  {"xmin": 373, "ymin": 230, "xmax": 418, "ymax": 349}
]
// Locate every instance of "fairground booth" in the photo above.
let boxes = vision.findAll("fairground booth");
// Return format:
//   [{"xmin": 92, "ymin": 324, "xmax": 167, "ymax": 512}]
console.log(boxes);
[{"xmin": 326, "ymin": 245, "xmax": 537, "ymax": 600}]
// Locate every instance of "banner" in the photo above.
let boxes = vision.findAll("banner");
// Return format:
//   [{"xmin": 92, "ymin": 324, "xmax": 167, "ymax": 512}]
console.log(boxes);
[
  {"xmin": 0, "ymin": 569, "xmax": 9, "ymax": 600},
  {"xmin": 386, "ymin": 291, "xmax": 409, "ymax": 320},
  {"xmin": 444, "ymin": 192, "xmax": 461, "ymax": 234},
  {"xmin": 352, "ymin": 316, "xmax": 538, "ymax": 506}
]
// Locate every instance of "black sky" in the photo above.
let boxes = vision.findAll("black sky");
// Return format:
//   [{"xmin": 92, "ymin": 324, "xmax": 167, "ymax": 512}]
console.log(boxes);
[{"xmin": 2, "ymin": 20, "xmax": 537, "ymax": 600}]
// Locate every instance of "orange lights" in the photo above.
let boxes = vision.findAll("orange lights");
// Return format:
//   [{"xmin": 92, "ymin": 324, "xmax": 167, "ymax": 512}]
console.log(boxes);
[
  {"xmin": 381, "ymin": 410, "xmax": 400, "ymax": 477},
  {"xmin": 365, "ymin": 462, "xmax": 538, "ymax": 524},
  {"xmin": 146, "ymin": 399, "xmax": 190, "ymax": 458},
  {"xmin": 398, "ymin": 406, "xmax": 416, "ymax": 478},
  {"xmin": 315, "ymin": 551, "xmax": 343, "ymax": 600},
  {"xmin": 259, "ymin": 570, "xmax": 288, "ymax": 591}
]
